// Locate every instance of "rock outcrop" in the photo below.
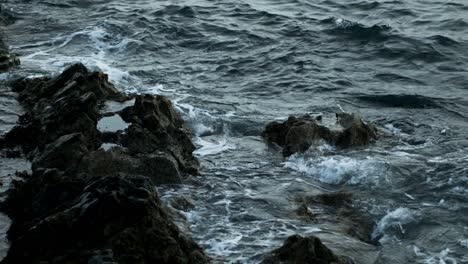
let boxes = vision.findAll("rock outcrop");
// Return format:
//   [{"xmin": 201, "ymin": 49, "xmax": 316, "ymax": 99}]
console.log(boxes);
[
  {"xmin": 0, "ymin": 64, "xmax": 208, "ymax": 263},
  {"xmin": 262, "ymin": 235, "xmax": 354, "ymax": 264},
  {"xmin": 262, "ymin": 113, "xmax": 377, "ymax": 156},
  {"xmin": 295, "ymin": 192, "xmax": 376, "ymax": 245}
]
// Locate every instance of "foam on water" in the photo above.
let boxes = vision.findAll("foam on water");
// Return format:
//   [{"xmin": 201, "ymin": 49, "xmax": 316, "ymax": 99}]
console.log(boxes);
[
  {"xmin": 15, "ymin": 24, "xmax": 163, "ymax": 94},
  {"xmin": 194, "ymin": 137, "xmax": 235, "ymax": 157},
  {"xmin": 372, "ymin": 208, "xmax": 417, "ymax": 241},
  {"xmin": 284, "ymin": 153, "xmax": 386, "ymax": 186},
  {"xmin": 458, "ymin": 239, "xmax": 468, "ymax": 248},
  {"xmin": 413, "ymin": 246, "xmax": 458, "ymax": 264}
]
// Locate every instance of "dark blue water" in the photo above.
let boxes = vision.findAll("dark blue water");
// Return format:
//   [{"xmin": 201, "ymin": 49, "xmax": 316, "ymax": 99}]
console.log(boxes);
[{"xmin": 1, "ymin": 0, "xmax": 467, "ymax": 263}]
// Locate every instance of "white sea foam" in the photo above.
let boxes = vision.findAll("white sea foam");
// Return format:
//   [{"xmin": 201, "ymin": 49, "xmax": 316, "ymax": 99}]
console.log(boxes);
[
  {"xmin": 194, "ymin": 137, "xmax": 235, "ymax": 156},
  {"xmin": 284, "ymin": 154, "xmax": 386, "ymax": 185},
  {"xmin": 334, "ymin": 17, "xmax": 356, "ymax": 28},
  {"xmin": 372, "ymin": 208, "xmax": 417, "ymax": 241},
  {"xmin": 413, "ymin": 246, "xmax": 458, "ymax": 264},
  {"xmin": 16, "ymin": 24, "xmax": 164, "ymax": 94},
  {"xmin": 383, "ymin": 124, "xmax": 403, "ymax": 135},
  {"xmin": 458, "ymin": 239, "xmax": 468, "ymax": 248},
  {"xmin": 192, "ymin": 123, "xmax": 214, "ymax": 137},
  {"xmin": 0, "ymin": 73, "xmax": 10, "ymax": 81}
]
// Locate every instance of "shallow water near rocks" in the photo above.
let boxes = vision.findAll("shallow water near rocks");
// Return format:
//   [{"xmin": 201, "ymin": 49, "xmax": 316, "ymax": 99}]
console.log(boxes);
[{"xmin": 1, "ymin": 0, "xmax": 468, "ymax": 263}]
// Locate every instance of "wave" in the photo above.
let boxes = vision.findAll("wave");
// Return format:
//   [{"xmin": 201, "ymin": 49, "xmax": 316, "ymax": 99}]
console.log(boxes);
[
  {"xmin": 321, "ymin": 17, "xmax": 391, "ymax": 41},
  {"xmin": 374, "ymin": 73, "xmax": 425, "ymax": 85},
  {"xmin": 429, "ymin": 35, "xmax": 460, "ymax": 47},
  {"xmin": 372, "ymin": 208, "xmax": 418, "ymax": 241},
  {"xmin": 151, "ymin": 5, "xmax": 197, "ymax": 18},
  {"xmin": 355, "ymin": 94, "xmax": 440, "ymax": 109}
]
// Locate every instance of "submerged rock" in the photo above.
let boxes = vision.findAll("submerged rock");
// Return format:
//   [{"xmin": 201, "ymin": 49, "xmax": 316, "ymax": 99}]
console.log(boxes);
[
  {"xmin": 262, "ymin": 113, "xmax": 377, "ymax": 156},
  {"xmin": 262, "ymin": 235, "xmax": 354, "ymax": 264},
  {"xmin": 296, "ymin": 192, "xmax": 376, "ymax": 245},
  {"xmin": 0, "ymin": 19, "xmax": 19, "ymax": 72},
  {"xmin": 1, "ymin": 64, "xmax": 207, "ymax": 263}
]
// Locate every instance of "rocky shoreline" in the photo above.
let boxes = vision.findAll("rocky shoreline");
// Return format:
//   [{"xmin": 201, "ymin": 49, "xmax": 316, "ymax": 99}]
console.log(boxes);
[
  {"xmin": 0, "ymin": 8, "xmax": 380, "ymax": 264},
  {"xmin": 0, "ymin": 63, "xmax": 209, "ymax": 263}
]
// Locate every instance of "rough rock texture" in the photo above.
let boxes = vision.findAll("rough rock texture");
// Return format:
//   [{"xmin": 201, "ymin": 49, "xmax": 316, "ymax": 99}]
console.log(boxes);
[
  {"xmin": 119, "ymin": 94, "xmax": 200, "ymax": 175},
  {"xmin": 1, "ymin": 64, "xmax": 207, "ymax": 263},
  {"xmin": 4, "ymin": 63, "xmax": 122, "ymax": 153},
  {"xmin": 262, "ymin": 235, "xmax": 354, "ymax": 264},
  {"xmin": 262, "ymin": 113, "xmax": 377, "ymax": 156},
  {"xmin": 2, "ymin": 175, "xmax": 208, "ymax": 264},
  {"xmin": 4, "ymin": 63, "xmax": 198, "ymax": 180}
]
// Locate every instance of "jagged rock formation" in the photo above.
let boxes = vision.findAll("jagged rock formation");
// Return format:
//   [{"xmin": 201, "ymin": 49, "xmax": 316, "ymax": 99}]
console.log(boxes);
[
  {"xmin": 262, "ymin": 113, "xmax": 377, "ymax": 156},
  {"xmin": 0, "ymin": 64, "xmax": 208, "ymax": 263},
  {"xmin": 262, "ymin": 235, "xmax": 354, "ymax": 264}
]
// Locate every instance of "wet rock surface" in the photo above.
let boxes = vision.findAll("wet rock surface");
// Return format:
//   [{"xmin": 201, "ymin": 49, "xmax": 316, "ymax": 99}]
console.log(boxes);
[
  {"xmin": 0, "ymin": 64, "xmax": 208, "ymax": 263},
  {"xmin": 262, "ymin": 113, "xmax": 378, "ymax": 156},
  {"xmin": 262, "ymin": 235, "xmax": 354, "ymax": 264},
  {"xmin": 295, "ymin": 192, "xmax": 377, "ymax": 245}
]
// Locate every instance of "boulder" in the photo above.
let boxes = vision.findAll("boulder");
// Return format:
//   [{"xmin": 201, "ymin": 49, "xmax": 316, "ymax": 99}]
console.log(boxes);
[
  {"xmin": 262, "ymin": 235, "xmax": 354, "ymax": 264},
  {"xmin": 262, "ymin": 113, "xmax": 377, "ymax": 156},
  {"xmin": 1, "ymin": 64, "xmax": 207, "ymax": 263},
  {"xmin": 5, "ymin": 63, "xmax": 199, "ymax": 181},
  {"xmin": 31, "ymin": 133, "xmax": 89, "ymax": 171},
  {"xmin": 4, "ymin": 64, "xmax": 121, "ymax": 152},
  {"xmin": 296, "ymin": 192, "xmax": 376, "ymax": 245},
  {"xmin": 119, "ymin": 95, "xmax": 199, "ymax": 175},
  {"xmin": 2, "ymin": 175, "xmax": 208, "ymax": 264},
  {"xmin": 78, "ymin": 147, "xmax": 182, "ymax": 185}
]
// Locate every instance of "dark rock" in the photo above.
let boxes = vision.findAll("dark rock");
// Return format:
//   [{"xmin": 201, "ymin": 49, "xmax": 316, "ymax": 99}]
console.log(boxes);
[
  {"xmin": 0, "ymin": 5, "xmax": 18, "ymax": 26},
  {"xmin": 5, "ymin": 64, "xmax": 200, "ymax": 182},
  {"xmin": 334, "ymin": 113, "xmax": 378, "ymax": 149},
  {"xmin": 296, "ymin": 192, "xmax": 376, "ymax": 245},
  {"xmin": 31, "ymin": 133, "xmax": 89, "ymax": 172},
  {"xmin": 262, "ymin": 235, "xmax": 354, "ymax": 264},
  {"xmin": 12, "ymin": 63, "xmax": 123, "ymax": 107},
  {"xmin": 3, "ymin": 148, "xmax": 21, "ymax": 158},
  {"xmin": 77, "ymin": 148, "xmax": 182, "ymax": 185},
  {"xmin": 262, "ymin": 113, "xmax": 377, "ymax": 156},
  {"xmin": 2, "ymin": 175, "xmax": 208, "ymax": 264},
  {"xmin": 1, "ymin": 64, "xmax": 206, "ymax": 263},
  {"xmin": 0, "ymin": 38, "xmax": 19, "ymax": 72},
  {"xmin": 296, "ymin": 202, "xmax": 315, "ymax": 220},
  {"xmin": 0, "ymin": 5, "xmax": 19, "ymax": 71},
  {"xmin": 1, "ymin": 169, "xmax": 87, "ymax": 240},
  {"xmin": 314, "ymin": 191, "xmax": 353, "ymax": 207},
  {"xmin": 0, "ymin": 52, "xmax": 19, "ymax": 72},
  {"xmin": 170, "ymin": 196, "xmax": 196, "ymax": 212},
  {"xmin": 4, "ymin": 64, "xmax": 121, "ymax": 151},
  {"xmin": 120, "ymin": 95, "xmax": 199, "ymax": 175}
]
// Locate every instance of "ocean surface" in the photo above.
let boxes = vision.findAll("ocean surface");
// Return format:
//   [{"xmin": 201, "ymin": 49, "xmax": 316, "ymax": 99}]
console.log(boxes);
[{"xmin": 1, "ymin": 0, "xmax": 467, "ymax": 263}]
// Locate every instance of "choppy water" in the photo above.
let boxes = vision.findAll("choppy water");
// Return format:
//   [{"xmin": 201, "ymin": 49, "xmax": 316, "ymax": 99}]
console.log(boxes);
[{"xmin": 1, "ymin": 0, "xmax": 468, "ymax": 263}]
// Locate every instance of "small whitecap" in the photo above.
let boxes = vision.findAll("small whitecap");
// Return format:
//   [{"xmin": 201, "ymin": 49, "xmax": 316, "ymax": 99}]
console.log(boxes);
[
  {"xmin": 372, "ymin": 208, "xmax": 417, "ymax": 241},
  {"xmin": 284, "ymin": 154, "xmax": 385, "ymax": 185},
  {"xmin": 194, "ymin": 137, "xmax": 235, "ymax": 156}
]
